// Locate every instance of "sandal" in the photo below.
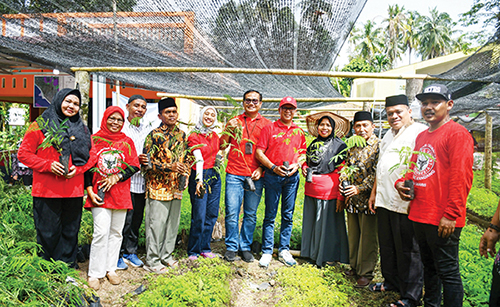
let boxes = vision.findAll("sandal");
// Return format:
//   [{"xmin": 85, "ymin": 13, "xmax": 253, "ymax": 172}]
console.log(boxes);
[
  {"xmin": 389, "ymin": 298, "xmax": 415, "ymax": 307},
  {"xmin": 167, "ymin": 260, "xmax": 179, "ymax": 268},
  {"xmin": 369, "ymin": 282, "xmax": 395, "ymax": 292}
]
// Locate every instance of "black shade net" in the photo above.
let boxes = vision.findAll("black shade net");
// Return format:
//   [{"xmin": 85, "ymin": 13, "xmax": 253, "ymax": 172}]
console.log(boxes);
[{"xmin": 0, "ymin": 0, "xmax": 367, "ymax": 109}]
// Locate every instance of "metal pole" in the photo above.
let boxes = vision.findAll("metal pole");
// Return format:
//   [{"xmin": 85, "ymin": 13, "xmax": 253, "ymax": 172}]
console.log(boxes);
[
  {"xmin": 70, "ymin": 66, "xmax": 485, "ymax": 82},
  {"xmin": 485, "ymin": 112, "xmax": 493, "ymax": 190}
]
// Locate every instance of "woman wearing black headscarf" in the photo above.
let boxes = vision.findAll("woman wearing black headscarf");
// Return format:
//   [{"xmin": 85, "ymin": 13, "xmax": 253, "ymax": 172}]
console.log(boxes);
[
  {"xmin": 300, "ymin": 115, "xmax": 349, "ymax": 267},
  {"xmin": 19, "ymin": 88, "xmax": 93, "ymax": 268}
]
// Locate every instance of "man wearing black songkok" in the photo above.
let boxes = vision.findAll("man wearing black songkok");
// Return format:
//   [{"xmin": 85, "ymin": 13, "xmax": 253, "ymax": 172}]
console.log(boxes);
[
  {"xmin": 339, "ymin": 111, "xmax": 380, "ymax": 288},
  {"xmin": 367, "ymin": 94, "xmax": 427, "ymax": 307}
]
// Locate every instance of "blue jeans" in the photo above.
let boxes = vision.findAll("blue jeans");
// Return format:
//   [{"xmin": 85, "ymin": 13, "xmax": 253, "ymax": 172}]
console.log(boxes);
[
  {"xmin": 261, "ymin": 172, "xmax": 300, "ymax": 254},
  {"xmin": 413, "ymin": 222, "xmax": 463, "ymax": 307},
  {"xmin": 187, "ymin": 168, "xmax": 221, "ymax": 256},
  {"xmin": 224, "ymin": 173, "xmax": 264, "ymax": 252}
]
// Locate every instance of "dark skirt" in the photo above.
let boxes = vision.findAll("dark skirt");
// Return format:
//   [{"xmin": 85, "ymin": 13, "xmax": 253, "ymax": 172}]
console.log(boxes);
[{"xmin": 301, "ymin": 195, "xmax": 349, "ymax": 266}]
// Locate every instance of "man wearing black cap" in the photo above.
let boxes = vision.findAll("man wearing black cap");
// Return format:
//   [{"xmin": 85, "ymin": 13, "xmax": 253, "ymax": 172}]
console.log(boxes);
[
  {"xmin": 142, "ymin": 98, "xmax": 189, "ymax": 274},
  {"xmin": 367, "ymin": 95, "xmax": 427, "ymax": 307},
  {"xmin": 396, "ymin": 84, "xmax": 474, "ymax": 307},
  {"xmin": 117, "ymin": 95, "xmax": 150, "ymax": 270},
  {"xmin": 339, "ymin": 111, "xmax": 380, "ymax": 288}
]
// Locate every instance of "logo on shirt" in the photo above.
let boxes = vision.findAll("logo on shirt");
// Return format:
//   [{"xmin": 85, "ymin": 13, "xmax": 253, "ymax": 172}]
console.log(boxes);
[
  {"xmin": 97, "ymin": 147, "xmax": 124, "ymax": 177},
  {"xmin": 413, "ymin": 144, "xmax": 436, "ymax": 181}
]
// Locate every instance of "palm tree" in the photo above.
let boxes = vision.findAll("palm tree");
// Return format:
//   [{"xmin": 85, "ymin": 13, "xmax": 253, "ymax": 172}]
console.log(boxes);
[
  {"xmin": 384, "ymin": 4, "xmax": 406, "ymax": 67},
  {"xmin": 402, "ymin": 11, "xmax": 421, "ymax": 65},
  {"xmin": 349, "ymin": 20, "xmax": 383, "ymax": 62},
  {"xmin": 417, "ymin": 7, "xmax": 454, "ymax": 60}
]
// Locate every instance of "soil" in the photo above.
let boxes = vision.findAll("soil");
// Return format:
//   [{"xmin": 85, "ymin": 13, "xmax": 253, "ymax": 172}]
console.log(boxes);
[{"xmin": 75, "ymin": 240, "xmax": 401, "ymax": 307}]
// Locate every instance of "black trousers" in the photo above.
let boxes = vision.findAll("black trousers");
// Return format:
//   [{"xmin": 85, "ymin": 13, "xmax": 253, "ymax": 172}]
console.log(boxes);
[
  {"xmin": 378, "ymin": 208, "xmax": 423, "ymax": 302},
  {"xmin": 413, "ymin": 222, "xmax": 463, "ymax": 307},
  {"xmin": 33, "ymin": 197, "xmax": 83, "ymax": 266},
  {"xmin": 491, "ymin": 251, "xmax": 500, "ymax": 307},
  {"xmin": 120, "ymin": 192, "xmax": 146, "ymax": 255}
]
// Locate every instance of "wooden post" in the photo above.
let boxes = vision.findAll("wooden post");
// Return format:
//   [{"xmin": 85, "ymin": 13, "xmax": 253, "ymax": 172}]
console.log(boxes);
[
  {"xmin": 485, "ymin": 112, "xmax": 493, "ymax": 190},
  {"xmin": 75, "ymin": 71, "xmax": 90, "ymax": 124}
]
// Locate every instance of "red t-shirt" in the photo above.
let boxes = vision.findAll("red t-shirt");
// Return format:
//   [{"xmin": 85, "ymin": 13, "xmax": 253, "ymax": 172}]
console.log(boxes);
[
  {"xmin": 396, "ymin": 121, "xmax": 473, "ymax": 227},
  {"xmin": 84, "ymin": 136, "xmax": 139, "ymax": 210},
  {"xmin": 188, "ymin": 131, "xmax": 220, "ymax": 170},
  {"xmin": 256, "ymin": 120, "xmax": 306, "ymax": 166},
  {"xmin": 223, "ymin": 113, "xmax": 271, "ymax": 177},
  {"xmin": 18, "ymin": 121, "xmax": 95, "ymax": 198}
]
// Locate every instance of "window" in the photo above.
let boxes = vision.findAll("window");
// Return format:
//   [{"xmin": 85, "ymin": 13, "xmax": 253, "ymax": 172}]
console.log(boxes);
[
  {"xmin": 12, "ymin": 78, "xmax": 16, "ymax": 88},
  {"xmin": 23, "ymin": 78, "xmax": 27, "ymax": 88},
  {"xmin": 1, "ymin": 78, "xmax": 4, "ymax": 88}
]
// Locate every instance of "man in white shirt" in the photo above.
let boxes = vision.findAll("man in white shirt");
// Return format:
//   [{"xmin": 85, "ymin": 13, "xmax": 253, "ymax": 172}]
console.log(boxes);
[
  {"xmin": 368, "ymin": 94, "xmax": 427, "ymax": 307},
  {"xmin": 118, "ymin": 95, "xmax": 151, "ymax": 269}
]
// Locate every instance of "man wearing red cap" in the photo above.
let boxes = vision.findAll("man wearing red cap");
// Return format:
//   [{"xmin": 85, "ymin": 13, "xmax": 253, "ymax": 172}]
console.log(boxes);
[{"xmin": 256, "ymin": 96, "xmax": 306, "ymax": 267}]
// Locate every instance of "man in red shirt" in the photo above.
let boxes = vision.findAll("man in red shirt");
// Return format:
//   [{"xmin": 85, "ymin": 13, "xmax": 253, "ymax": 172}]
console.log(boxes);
[
  {"xmin": 396, "ymin": 84, "xmax": 474, "ymax": 307},
  {"xmin": 256, "ymin": 96, "xmax": 306, "ymax": 267},
  {"xmin": 220, "ymin": 90, "xmax": 271, "ymax": 262}
]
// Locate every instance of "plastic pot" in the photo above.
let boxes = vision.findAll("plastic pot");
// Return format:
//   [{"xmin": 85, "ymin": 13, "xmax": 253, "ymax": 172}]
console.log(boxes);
[
  {"xmin": 145, "ymin": 153, "xmax": 153, "ymax": 170},
  {"xmin": 283, "ymin": 161, "xmax": 290, "ymax": 176},
  {"xmin": 178, "ymin": 174, "xmax": 188, "ymax": 191},
  {"xmin": 59, "ymin": 155, "xmax": 70, "ymax": 176},
  {"xmin": 245, "ymin": 176, "xmax": 256, "ymax": 192},
  {"xmin": 306, "ymin": 168, "xmax": 313, "ymax": 183},
  {"xmin": 97, "ymin": 187, "xmax": 106, "ymax": 203},
  {"xmin": 197, "ymin": 185, "xmax": 206, "ymax": 199},
  {"xmin": 404, "ymin": 179, "xmax": 415, "ymax": 200},
  {"xmin": 341, "ymin": 180, "xmax": 351, "ymax": 196}
]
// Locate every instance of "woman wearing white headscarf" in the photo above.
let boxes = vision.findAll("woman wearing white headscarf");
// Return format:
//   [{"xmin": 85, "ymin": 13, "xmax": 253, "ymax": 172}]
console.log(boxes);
[{"xmin": 187, "ymin": 106, "xmax": 222, "ymax": 259}]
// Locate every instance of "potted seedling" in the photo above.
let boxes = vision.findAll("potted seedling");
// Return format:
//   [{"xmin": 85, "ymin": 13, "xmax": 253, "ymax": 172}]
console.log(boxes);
[
  {"xmin": 334, "ymin": 135, "xmax": 367, "ymax": 195},
  {"xmin": 36, "ymin": 117, "xmax": 70, "ymax": 175},
  {"xmin": 388, "ymin": 146, "xmax": 435, "ymax": 200}
]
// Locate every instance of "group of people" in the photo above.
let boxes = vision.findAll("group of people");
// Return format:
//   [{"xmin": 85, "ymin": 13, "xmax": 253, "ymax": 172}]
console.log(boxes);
[{"xmin": 16, "ymin": 84, "xmax": 500, "ymax": 306}]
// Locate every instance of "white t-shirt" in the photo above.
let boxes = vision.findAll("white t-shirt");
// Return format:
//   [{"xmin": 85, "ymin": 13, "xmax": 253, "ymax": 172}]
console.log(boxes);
[{"xmin": 375, "ymin": 122, "xmax": 428, "ymax": 214}]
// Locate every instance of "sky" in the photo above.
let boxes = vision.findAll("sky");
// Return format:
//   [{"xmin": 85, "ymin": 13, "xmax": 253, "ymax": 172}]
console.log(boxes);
[{"xmin": 335, "ymin": 0, "xmax": 485, "ymax": 68}]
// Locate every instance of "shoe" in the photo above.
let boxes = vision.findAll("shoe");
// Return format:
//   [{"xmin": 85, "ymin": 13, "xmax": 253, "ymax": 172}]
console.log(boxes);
[
  {"xmin": 166, "ymin": 260, "xmax": 179, "ymax": 268},
  {"xmin": 224, "ymin": 250, "xmax": 237, "ymax": 262},
  {"xmin": 278, "ymin": 250, "xmax": 297, "ymax": 266},
  {"xmin": 343, "ymin": 269, "xmax": 356, "ymax": 277},
  {"xmin": 106, "ymin": 271, "xmax": 121, "ymax": 285},
  {"xmin": 354, "ymin": 276, "xmax": 371, "ymax": 288},
  {"xmin": 259, "ymin": 253, "xmax": 272, "ymax": 268},
  {"xmin": 123, "ymin": 254, "xmax": 144, "ymax": 267},
  {"xmin": 369, "ymin": 282, "xmax": 395, "ymax": 292},
  {"xmin": 117, "ymin": 257, "xmax": 128, "ymax": 270},
  {"xmin": 239, "ymin": 250, "xmax": 254, "ymax": 263},
  {"xmin": 144, "ymin": 265, "xmax": 168, "ymax": 274},
  {"xmin": 201, "ymin": 252, "xmax": 217, "ymax": 259},
  {"xmin": 188, "ymin": 255, "xmax": 198, "ymax": 261},
  {"xmin": 88, "ymin": 277, "xmax": 100, "ymax": 290},
  {"xmin": 389, "ymin": 298, "xmax": 416, "ymax": 307}
]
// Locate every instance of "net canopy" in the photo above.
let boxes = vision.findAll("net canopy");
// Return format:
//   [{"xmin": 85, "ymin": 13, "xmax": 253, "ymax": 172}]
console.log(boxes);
[
  {"xmin": 430, "ymin": 28, "xmax": 500, "ymax": 118},
  {"xmin": 0, "ymin": 0, "xmax": 367, "ymax": 108}
]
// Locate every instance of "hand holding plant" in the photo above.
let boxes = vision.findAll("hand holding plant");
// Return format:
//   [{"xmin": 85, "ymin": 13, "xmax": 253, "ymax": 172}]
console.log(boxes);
[{"xmin": 86, "ymin": 186, "xmax": 104, "ymax": 206}]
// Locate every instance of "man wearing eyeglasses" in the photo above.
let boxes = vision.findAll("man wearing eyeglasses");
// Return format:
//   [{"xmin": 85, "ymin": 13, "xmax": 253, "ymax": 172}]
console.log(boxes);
[
  {"xmin": 220, "ymin": 90, "xmax": 271, "ymax": 262},
  {"xmin": 256, "ymin": 96, "xmax": 306, "ymax": 267}
]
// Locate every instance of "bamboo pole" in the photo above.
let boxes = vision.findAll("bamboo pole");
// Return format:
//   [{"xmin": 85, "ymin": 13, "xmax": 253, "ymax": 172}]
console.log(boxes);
[
  {"xmin": 211, "ymin": 106, "xmax": 362, "ymax": 111},
  {"xmin": 69, "ymin": 66, "xmax": 486, "ymax": 82},
  {"xmin": 485, "ymin": 112, "xmax": 493, "ymax": 190},
  {"xmin": 157, "ymin": 93, "xmax": 385, "ymax": 102}
]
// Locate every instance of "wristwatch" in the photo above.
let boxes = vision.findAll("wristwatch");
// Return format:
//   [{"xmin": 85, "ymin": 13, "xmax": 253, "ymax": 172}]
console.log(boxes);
[
  {"xmin": 489, "ymin": 223, "xmax": 500, "ymax": 232},
  {"xmin": 271, "ymin": 165, "xmax": 277, "ymax": 172},
  {"xmin": 117, "ymin": 173, "xmax": 123, "ymax": 181}
]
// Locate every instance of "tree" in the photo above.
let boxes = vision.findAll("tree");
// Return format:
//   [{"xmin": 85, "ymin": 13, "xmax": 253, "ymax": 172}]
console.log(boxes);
[
  {"xmin": 383, "ymin": 4, "xmax": 406, "ymax": 67},
  {"xmin": 417, "ymin": 7, "xmax": 454, "ymax": 60},
  {"xmin": 402, "ymin": 11, "xmax": 421, "ymax": 65},
  {"xmin": 460, "ymin": 0, "xmax": 500, "ymax": 31},
  {"xmin": 336, "ymin": 57, "xmax": 376, "ymax": 96},
  {"xmin": 349, "ymin": 20, "xmax": 383, "ymax": 62}
]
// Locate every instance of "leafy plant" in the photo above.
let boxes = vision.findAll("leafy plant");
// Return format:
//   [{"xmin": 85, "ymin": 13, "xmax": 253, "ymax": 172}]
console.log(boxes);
[
  {"xmin": 388, "ymin": 146, "xmax": 435, "ymax": 177},
  {"xmin": 338, "ymin": 164, "xmax": 359, "ymax": 182},
  {"xmin": 467, "ymin": 186, "xmax": 499, "ymax": 219},
  {"xmin": 331, "ymin": 135, "xmax": 366, "ymax": 165},
  {"xmin": 35, "ymin": 117, "xmax": 69, "ymax": 154},
  {"xmin": 129, "ymin": 257, "xmax": 232, "ymax": 307}
]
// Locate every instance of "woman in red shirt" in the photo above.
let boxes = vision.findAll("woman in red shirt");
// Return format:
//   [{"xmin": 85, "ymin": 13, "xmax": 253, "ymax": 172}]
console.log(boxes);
[
  {"xmin": 187, "ymin": 106, "xmax": 222, "ymax": 260},
  {"xmin": 84, "ymin": 106, "xmax": 139, "ymax": 290},
  {"xmin": 18, "ymin": 88, "xmax": 92, "ymax": 268},
  {"xmin": 301, "ymin": 114, "xmax": 349, "ymax": 267}
]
